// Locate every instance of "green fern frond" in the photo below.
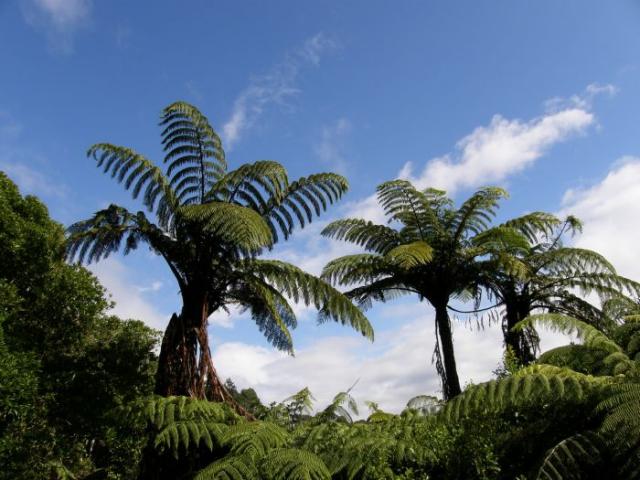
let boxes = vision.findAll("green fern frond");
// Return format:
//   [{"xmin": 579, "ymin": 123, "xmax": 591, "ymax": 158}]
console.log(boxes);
[
  {"xmin": 160, "ymin": 101, "xmax": 226, "ymax": 205},
  {"xmin": 450, "ymin": 186, "xmax": 508, "ymax": 240},
  {"xmin": 260, "ymin": 448, "xmax": 331, "ymax": 480},
  {"xmin": 193, "ymin": 454, "xmax": 258, "ymax": 480},
  {"xmin": 87, "ymin": 143, "xmax": 178, "ymax": 223},
  {"xmin": 222, "ymin": 422, "xmax": 290, "ymax": 458},
  {"xmin": 321, "ymin": 218, "xmax": 401, "ymax": 254},
  {"xmin": 248, "ymin": 259, "xmax": 374, "ymax": 340},
  {"xmin": 265, "ymin": 173, "xmax": 349, "ymax": 241},
  {"xmin": 179, "ymin": 202, "xmax": 273, "ymax": 251},
  {"xmin": 385, "ymin": 241, "xmax": 434, "ymax": 268},
  {"xmin": 321, "ymin": 254, "xmax": 392, "ymax": 287},
  {"xmin": 503, "ymin": 211, "xmax": 562, "ymax": 243},
  {"xmin": 515, "ymin": 314, "xmax": 623, "ymax": 354},
  {"xmin": 536, "ymin": 433, "xmax": 604, "ymax": 480},
  {"xmin": 440, "ymin": 373, "xmax": 598, "ymax": 423}
]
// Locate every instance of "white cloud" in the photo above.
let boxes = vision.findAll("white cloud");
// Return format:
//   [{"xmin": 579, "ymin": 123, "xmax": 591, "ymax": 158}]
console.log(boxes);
[
  {"xmin": 21, "ymin": 0, "xmax": 92, "ymax": 53},
  {"xmin": 560, "ymin": 157, "xmax": 640, "ymax": 281},
  {"xmin": 401, "ymin": 107, "xmax": 593, "ymax": 194},
  {"xmin": 395, "ymin": 84, "xmax": 620, "ymax": 195},
  {"xmin": 89, "ymin": 258, "xmax": 170, "ymax": 331},
  {"xmin": 340, "ymin": 86, "xmax": 612, "ymax": 224},
  {"xmin": 214, "ymin": 298, "xmax": 577, "ymax": 417},
  {"xmin": 222, "ymin": 33, "xmax": 337, "ymax": 148},
  {"xmin": 314, "ymin": 118, "xmax": 351, "ymax": 173}
]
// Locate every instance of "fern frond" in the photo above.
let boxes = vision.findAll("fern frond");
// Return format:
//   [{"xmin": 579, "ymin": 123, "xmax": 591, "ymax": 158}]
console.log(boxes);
[
  {"xmin": 321, "ymin": 254, "xmax": 393, "ymax": 287},
  {"xmin": 179, "ymin": 202, "xmax": 273, "ymax": 252},
  {"xmin": 385, "ymin": 240, "xmax": 434, "ymax": 269},
  {"xmin": 259, "ymin": 448, "xmax": 331, "ymax": 480},
  {"xmin": 247, "ymin": 259, "xmax": 374, "ymax": 341},
  {"xmin": 193, "ymin": 454, "xmax": 258, "ymax": 480},
  {"xmin": 503, "ymin": 211, "xmax": 562, "ymax": 243},
  {"xmin": 449, "ymin": 186, "xmax": 508, "ymax": 240},
  {"xmin": 265, "ymin": 173, "xmax": 349, "ymax": 241},
  {"xmin": 321, "ymin": 219, "xmax": 401, "ymax": 254},
  {"xmin": 440, "ymin": 373, "xmax": 599, "ymax": 423},
  {"xmin": 161, "ymin": 101, "xmax": 227, "ymax": 205},
  {"xmin": 536, "ymin": 433, "xmax": 605, "ymax": 480},
  {"xmin": 515, "ymin": 314, "xmax": 623, "ymax": 354},
  {"xmin": 66, "ymin": 205, "xmax": 172, "ymax": 264},
  {"xmin": 222, "ymin": 422, "xmax": 290, "ymax": 458},
  {"xmin": 87, "ymin": 144, "xmax": 178, "ymax": 226}
]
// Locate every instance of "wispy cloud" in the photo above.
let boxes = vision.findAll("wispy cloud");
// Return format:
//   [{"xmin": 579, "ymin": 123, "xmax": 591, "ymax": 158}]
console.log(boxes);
[
  {"xmin": 114, "ymin": 23, "xmax": 132, "ymax": 49},
  {"xmin": 222, "ymin": 33, "xmax": 338, "ymax": 149},
  {"xmin": 89, "ymin": 258, "xmax": 169, "ymax": 330},
  {"xmin": 314, "ymin": 118, "xmax": 351, "ymax": 173},
  {"xmin": 0, "ymin": 110, "xmax": 67, "ymax": 198},
  {"xmin": 0, "ymin": 111, "xmax": 23, "ymax": 139},
  {"xmin": 185, "ymin": 80, "xmax": 204, "ymax": 102},
  {"xmin": 21, "ymin": 0, "xmax": 92, "ymax": 54},
  {"xmin": 0, "ymin": 161, "xmax": 67, "ymax": 198}
]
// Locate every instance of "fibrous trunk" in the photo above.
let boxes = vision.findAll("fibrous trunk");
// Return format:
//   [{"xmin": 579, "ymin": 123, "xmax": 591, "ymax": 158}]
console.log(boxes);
[
  {"xmin": 503, "ymin": 304, "xmax": 537, "ymax": 365},
  {"xmin": 154, "ymin": 295, "xmax": 253, "ymax": 418},
  {"xmin": 434, "ymin": 302, "xmax": 462, "ymax": 400}
]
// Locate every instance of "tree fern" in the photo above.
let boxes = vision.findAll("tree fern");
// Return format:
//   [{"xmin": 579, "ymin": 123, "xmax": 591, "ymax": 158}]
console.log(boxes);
[
  {"xmin": 67, "ymin": 101, "xmax": 371, "ymax": 403},
  {"xmin": 322, "ymin": 180, "xmax": 527, "ymax": 399}
]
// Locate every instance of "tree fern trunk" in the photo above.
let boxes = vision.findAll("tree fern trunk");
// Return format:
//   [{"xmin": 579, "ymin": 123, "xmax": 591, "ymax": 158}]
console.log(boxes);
[
  {"xmin": 154, "ymin": 294, "xmax": 253, "ymax": 418},
  {"xmin": 435, "ymin": 302, "xmax": 461, "ymax": 400},
  {"xmin": 503, "ymin": 303, "xmax": 536, "ymax": 366}
]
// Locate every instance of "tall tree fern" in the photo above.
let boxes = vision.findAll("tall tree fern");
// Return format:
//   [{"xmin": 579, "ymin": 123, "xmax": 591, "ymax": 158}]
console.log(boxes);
[
  {"xmin": 322, "ymin": 181, "xmax": 527, "ymax": 399},
  {"xmin": 66, "ymin": 102, "xmax": 373, "ymax": 410},
  {"xmin": 482, "ymin": 214, "xmax": 640, "ymax": 364}
]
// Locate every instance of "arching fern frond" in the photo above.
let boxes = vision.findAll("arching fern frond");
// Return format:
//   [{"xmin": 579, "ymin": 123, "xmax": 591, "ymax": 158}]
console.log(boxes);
[
  {"xmin": 321, "ymin": 218, "xmax": 401, "ymax": 254},
  {"xmin": 515, "ymin": 314, "xmax": 623, "ymax": 355},
  {"xmin": 260, "ymin": 448, "xmax": 331, "ymax": 480},
  {"xmin": 449, "ymin": 186, "xmax": 508, "ymax": 240},
  {"xmin": 321, "ymin": 254, "xmax": 393, "ymax": 287},
  {"xmin": 440, "ymin": 373, "xmax": 599, "ymax": 423},
  {"xmin": 141, "ymin": 396, "xmax": 239, "ymax": 457},
  {"xmin": 222, "ymin": 422, "xmax": 290, "ymax": 458},
  {"xmin": 179, "ymin": 202, "xmax": 274, "ymax": 252},
  {"xmin": 247, "ymin": 260, "xmax": 374, "ymax": 341},
  {"xmin": 87, "ymin": 144, "xmax": 178, "ymax": 227},
  {"xmin": 536, "ymin": 433, "xmax": 605, "ymax": 480},
  {"xmin": 161, "ymin": 101, "xmax": 227, "ymax": 206},
  {"xmin": 193, "ymin": 454, "xmax": 258, "ymax": 480},
  {"xmin": 66, "ymin": 205, "xmax": 173, "ymax": 264},
  {"xmin": 503, "ymin": 211, "xmax": 562, "ymax": 243},
  {"xmin": 264, "ymin": 173, "xmax": 349, "ymax": 242},
  {"xmin": 385, "ymin": 241, "xmax": 434, "ymax": 269}
]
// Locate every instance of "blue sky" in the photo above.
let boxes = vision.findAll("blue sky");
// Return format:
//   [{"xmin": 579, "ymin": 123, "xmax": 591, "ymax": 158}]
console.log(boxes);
[{"xmin": 3, "ymin": 0, "xmax": 640, "ymax": 413}]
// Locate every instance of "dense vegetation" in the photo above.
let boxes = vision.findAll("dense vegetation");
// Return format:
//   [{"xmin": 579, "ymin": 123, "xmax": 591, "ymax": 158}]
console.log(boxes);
[{"xmin": 2, "ymin": 102, "xmax": 640, "ymax": 479}]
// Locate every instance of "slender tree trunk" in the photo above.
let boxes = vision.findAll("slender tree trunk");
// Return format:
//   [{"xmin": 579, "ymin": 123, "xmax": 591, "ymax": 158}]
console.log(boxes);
[
  {"xmin": 154, "ymin": 290, "xmax": 253, "ymax": 418},
  {"xmin": 503, "ymin": 303, "xmax": 536, "ymax": 365},
  {"xmin": 434, "ymin": 301, "xmax": 461, "ymax": 400}
]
